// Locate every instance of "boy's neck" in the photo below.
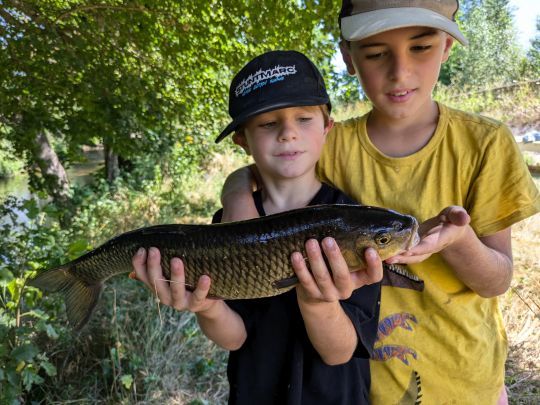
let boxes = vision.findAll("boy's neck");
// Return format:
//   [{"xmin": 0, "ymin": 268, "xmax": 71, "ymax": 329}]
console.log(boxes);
[
  {"xmin": 259, "ymin": 174, "xmax": 322, "ymax": 215},
  {"xmin": 367, "ymin": 100, "xmax": 440, "ymax": 158}
]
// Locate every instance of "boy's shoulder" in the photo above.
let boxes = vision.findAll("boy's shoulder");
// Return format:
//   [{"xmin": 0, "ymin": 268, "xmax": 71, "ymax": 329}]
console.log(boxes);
[
  {"xmin": 331, "ymin": 104, "xmax": 509, "ymax": 135},
  {"xmin": 440, "ymin": 103, "xmax": 509, "ymax": 136}
]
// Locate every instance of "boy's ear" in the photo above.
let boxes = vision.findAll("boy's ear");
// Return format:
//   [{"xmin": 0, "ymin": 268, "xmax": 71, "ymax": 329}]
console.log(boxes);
[
  {"xmin": 339, "ymin": 41, "xmax": 357, "ymax": 76},
  {"xmin": 232, "ymin": 132, "xmax": 251, "ymax": 155},
  {"xmin": 323, "ymin": 118, "xmax": 334, "ymax": 139},
  {"xmin": 441, "ymin": 34, "xmax": 455, "ymax": 63}
]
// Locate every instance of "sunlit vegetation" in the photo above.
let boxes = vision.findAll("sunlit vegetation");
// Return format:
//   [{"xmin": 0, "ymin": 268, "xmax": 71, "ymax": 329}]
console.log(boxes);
[{"xmin": 1, "ymin": 0, "xmax": 539, "ymax": 403}]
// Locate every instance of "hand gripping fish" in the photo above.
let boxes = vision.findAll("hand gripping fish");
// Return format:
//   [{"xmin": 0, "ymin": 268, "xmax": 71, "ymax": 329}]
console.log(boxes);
[{"xmin": 29, "ymin": 204, "xmax": 420, "ymax": 329}]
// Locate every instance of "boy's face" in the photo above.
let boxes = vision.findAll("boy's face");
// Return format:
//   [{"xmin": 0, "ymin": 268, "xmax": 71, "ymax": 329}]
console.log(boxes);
[
  {"xmin": 233, "ymin": 106, "xmax": 333, "ymax": 181},
  {"xmin": 340, "ymin": 26, "xmax": 454, "ymax": 122}
]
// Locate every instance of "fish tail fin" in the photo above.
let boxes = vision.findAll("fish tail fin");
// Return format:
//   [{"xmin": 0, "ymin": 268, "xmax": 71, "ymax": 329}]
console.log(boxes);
[{"xmin": 29, "ymin": 266, "xmax": 102, "ymax": 330}]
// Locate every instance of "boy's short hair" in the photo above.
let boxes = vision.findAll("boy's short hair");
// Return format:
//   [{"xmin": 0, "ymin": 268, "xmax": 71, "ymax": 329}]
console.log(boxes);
[
  {"xmin": 339, "ymin": 0, "xmax": 467, "ymax": 45},
  {"xmin": 216, "ymin": 50, "xmax": 331, "ymax": 143}
]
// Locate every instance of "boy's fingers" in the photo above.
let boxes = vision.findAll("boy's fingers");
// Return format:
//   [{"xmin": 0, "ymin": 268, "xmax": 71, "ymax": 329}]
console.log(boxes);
[
  {"xmin": 321, "ymin": 237, "xmax": 352, "ymax": 294},
  {"xmin": 362, "ymin": 248, "xmax": 383, "ymax": 284},
  {"xmin": 190, "ymin": 275, "xmax": 211, "ymax": 305},
  {"xmin": 131, "ymin": 247, "xmax": 149, "ymax": 285},
  {"xmin": 291, "ymin": 251, "xmax": 319, "ymax": 295},
  {"xmin": 147, "ymin": 247, "xmax": 171, "ymax": 304},
  {"xmin": 305, "ymin": 239, "xmax": 336, "ymax": 298},
  {"xmin": 169, "ymin": 258, "xmax": 186, "ymax": 308}
]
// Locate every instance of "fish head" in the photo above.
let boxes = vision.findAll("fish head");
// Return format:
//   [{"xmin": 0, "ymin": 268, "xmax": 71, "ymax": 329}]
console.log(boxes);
[{"xmin": 336, "ymin": 206, "xmax": 419, "ymax": 270}]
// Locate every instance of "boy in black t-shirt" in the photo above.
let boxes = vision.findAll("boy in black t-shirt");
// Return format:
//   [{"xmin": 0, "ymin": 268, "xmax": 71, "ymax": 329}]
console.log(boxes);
[{"xmin": 131, "ymin": 50, "xmax": 383, "ymax": 404}]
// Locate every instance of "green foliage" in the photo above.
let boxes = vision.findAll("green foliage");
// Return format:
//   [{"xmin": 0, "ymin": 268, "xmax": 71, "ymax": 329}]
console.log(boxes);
[
  {"xmin": 526, "ymin": 17, "xmax": 540, "ymax": 77},
  {"xmin": 0, "ymin": 197, "xmax": 69, "ymax": 402},
  {"xmin": 441, "ymin": 0, "xmax": 525, "ymax": 87},
  {"xmin": 0, "ymin": 139, "xmax": 24, "ymax": 179},
  {"xmin": 0, "ymin": 0, "xmax": 338, "ymax": 199}
]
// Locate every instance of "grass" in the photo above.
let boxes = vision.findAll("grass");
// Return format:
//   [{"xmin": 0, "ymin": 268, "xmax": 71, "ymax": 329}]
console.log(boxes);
[{"xmin": 501, "ymin": 176, "xmax": 540, "ymax": 404}]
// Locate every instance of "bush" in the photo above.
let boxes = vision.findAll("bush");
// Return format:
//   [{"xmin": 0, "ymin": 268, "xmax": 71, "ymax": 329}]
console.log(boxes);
[
  {"xmin": 0, "ymin": 140, "xmax": 24, "ymax": 179},
  {"xmin": 0, "ymin": 198, "xmax": 72, "ymax": 403}
]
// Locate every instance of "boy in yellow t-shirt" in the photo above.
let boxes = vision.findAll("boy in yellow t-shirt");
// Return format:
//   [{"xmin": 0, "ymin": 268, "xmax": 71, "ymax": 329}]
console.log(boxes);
[{"xmin": 218, "ymin": 1, "xmax": 540, "ymax": 404}]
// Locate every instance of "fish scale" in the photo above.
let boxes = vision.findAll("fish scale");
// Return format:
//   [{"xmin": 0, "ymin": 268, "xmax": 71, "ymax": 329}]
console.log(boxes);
[{"xmin": 29, "ymin": 204, "xmax": 419, "ymax": 329}]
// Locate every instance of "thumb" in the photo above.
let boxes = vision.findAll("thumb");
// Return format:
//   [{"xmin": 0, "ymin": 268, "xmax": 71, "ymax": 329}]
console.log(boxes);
[{"xmin": 440, "ymin": 206, "xmax": 470, "ymax": 226}]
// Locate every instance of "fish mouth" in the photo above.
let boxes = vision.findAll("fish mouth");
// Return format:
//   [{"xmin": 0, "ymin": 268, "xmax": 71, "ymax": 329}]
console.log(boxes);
[{"xmin": 406, "ymin": 218, "xmax": 420, "ymax": 250}]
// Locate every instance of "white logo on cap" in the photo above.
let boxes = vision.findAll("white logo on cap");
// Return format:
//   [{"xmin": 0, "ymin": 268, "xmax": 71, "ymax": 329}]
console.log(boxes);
[{"xmin": 235, "ymin": 64, "xmax": 297, "ymax": 97}]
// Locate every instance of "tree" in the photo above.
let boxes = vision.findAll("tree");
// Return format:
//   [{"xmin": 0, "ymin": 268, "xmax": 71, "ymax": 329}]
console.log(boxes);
[
  {"xmin": 526, "ymin": 16, "xmax": 540, "ymax": 77},
  {"xmin": 440, "ymin": 0, "xmax": 523, "ymax": 87},
  {"xmin": 0, "ymin": 0, "xmax": 340, "ymax": 207}
]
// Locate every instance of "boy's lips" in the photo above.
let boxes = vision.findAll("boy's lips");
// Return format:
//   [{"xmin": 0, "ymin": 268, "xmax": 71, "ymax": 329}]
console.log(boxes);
[
  {"xmin": 386, "ymin": 88, "xmax": 415, "ymax": 103},
  {"xmin": 275, "ymin": 151, "xmax": 304, "ymax": 160}
]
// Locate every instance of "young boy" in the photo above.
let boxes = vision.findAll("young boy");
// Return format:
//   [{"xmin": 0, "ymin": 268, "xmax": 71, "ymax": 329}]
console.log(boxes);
[
  {"xmin": 132, "ymin": 50, "xmax": 383, "ymax": 404},
  {"xmin": 219, "ymin": 1, "xmax": 540, "ymax": 404}
]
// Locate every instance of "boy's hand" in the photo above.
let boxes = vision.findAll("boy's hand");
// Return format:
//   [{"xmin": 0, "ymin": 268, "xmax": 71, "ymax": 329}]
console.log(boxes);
[
  {"xmin": 220, "ymin": 165, "xmax": 260, "ymax": 222},
  {"xmin": 130, "ymin": 247, "xmax": 220, "ymax": 314},
  {"xmin": 291, "ymin": 237, "xmax": 383, "ymax": 304},
  {"xmin": 386, "ymin": 206, "xmax": 471, "ymax": 264}
]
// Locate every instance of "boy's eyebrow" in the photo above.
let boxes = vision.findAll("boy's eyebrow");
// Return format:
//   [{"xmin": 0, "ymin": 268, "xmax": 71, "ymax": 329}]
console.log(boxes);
[
  {"xmin": 359, "ymin": 30, "xmax": 437, "ymax": 48},
  {"xmin": 410, "ymin": 30, "xmax": 437, "ymax": 40}
]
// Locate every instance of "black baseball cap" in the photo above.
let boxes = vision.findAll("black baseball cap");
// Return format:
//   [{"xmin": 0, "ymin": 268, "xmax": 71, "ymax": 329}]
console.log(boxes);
[{"xmin": 215, "ymin": 50, "xmax": 331, "ymax": 143}]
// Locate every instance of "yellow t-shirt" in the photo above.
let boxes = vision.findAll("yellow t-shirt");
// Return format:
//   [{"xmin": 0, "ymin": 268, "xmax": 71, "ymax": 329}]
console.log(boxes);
[{"xmin": 317, "ymin": 103, "xmax": 540, "ymax": 404}]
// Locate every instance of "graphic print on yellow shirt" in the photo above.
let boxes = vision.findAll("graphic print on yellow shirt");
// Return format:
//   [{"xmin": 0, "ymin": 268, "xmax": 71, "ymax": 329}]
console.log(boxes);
[{"xmin": 317, "ymin": 103, "xmax": 540, "ymax": 405}]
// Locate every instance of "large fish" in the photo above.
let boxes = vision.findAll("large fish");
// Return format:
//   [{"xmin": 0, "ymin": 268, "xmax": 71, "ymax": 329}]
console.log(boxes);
[{"xmin": 29, "ymin": 204, "xmax": 420, "ymax": 329}]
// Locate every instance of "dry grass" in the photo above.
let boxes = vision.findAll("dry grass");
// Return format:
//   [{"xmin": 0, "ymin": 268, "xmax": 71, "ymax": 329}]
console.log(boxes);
[{"xmin": 502, "ymin": 177, "xmax": 540, "ymax": 404}]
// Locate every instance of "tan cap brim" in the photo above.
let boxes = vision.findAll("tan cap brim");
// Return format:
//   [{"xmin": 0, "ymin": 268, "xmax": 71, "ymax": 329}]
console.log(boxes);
[{"xmin": 341, "ymin": 7, "xmax": 468, "ymax": 46}]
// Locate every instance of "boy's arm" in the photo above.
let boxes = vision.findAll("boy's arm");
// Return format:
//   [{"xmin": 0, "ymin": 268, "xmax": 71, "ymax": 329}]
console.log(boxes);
[
  {"xmin": 387, "ymin": 206, "xmax": 513, "ymax": 297},
  {"xmin": 292, "ymin": 238, "xmax": 383, "ymax": 365},
  {"xmin": 220, "ymin": 165, "xmax": 260, "ymax": 222},
  {"xmin": 131, "ymin": 248, "xmax": 247, "ymax": 350}
]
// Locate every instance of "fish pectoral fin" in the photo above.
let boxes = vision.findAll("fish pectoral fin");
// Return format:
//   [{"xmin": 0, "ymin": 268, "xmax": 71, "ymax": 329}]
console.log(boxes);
[{"xmin": 272, "ymin": 276, "xmax": 299, "ymax": 290}]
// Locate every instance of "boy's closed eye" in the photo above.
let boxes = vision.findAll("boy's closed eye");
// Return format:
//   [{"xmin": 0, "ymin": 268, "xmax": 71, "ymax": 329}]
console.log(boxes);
[
  {"xmin": 365, "ymin": 50, "xmax": 387, "ymax": 60},
  {"xmin": 411, "ymin": 44, "xmax": 433, "ymax": 52},
  {"xmin": 259, "ymin": 121, "xmax": 277, "ymax": 129}
]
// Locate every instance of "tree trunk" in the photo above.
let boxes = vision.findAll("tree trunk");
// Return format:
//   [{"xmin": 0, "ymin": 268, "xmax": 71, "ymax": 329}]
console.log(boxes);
[
  {"xmin": 32, "ymin": 131, "xmax": 71, "ymax": 207},
  {"xmin": 104, "ymin": 141, "xmax": 120, "ymax": 183}
]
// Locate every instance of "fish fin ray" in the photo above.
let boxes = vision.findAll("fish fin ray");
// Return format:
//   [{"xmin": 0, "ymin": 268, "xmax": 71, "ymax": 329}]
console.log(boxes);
[
  {"xmin": 28, "ymin": 266, "xmax": 73, "ymax": 292},
  {"xmin": 29, "ymin": 266, "xmax": 102, "ymax": 330},
  {"xmin": 64, "ymin": 279, "xmax": 102, "ymax": 330}
]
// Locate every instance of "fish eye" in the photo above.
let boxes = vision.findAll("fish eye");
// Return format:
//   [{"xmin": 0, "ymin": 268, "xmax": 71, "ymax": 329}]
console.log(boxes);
[{"xmin": 375, "ymin": 232, "xmax": 391, "ymax": 246}]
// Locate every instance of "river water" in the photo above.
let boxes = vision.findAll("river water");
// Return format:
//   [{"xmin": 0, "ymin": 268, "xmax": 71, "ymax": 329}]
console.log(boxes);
[{"xmin": 0, "ymin": 149, "xmax": 104, "ymax": 225}]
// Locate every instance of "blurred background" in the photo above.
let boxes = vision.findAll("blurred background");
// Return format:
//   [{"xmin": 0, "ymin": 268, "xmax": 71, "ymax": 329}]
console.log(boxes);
[{"xmin": 0, "ymin": 0, "xmax": 538, "ymax": 403}]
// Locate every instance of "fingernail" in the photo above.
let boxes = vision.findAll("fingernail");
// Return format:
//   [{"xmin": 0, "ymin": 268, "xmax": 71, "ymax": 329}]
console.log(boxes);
[
  {"xmin": 366, "ymin": 247, "xmax": 378, "ymax": 258},
  {"xmin": 324, "ymin": 238, "xmax": 335, "ymax": 249},
  {"xmin": 136, "ymin": 247, "xmax": 145, "ymax": 256}
]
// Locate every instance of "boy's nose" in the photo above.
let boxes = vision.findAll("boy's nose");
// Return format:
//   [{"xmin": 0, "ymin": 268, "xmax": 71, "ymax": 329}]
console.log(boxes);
[
  {"xmin": 389, "ymin": 54, "xmax": 411, "ymax": 81},
  {"xmin": 278, "ymin": 124, "xmax": 298, "ymax": 142}
]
